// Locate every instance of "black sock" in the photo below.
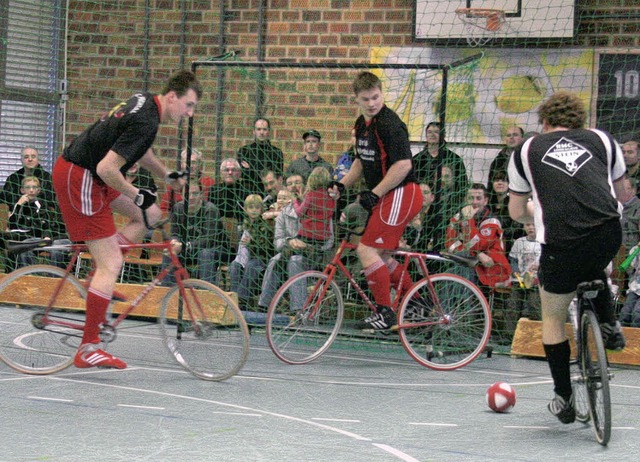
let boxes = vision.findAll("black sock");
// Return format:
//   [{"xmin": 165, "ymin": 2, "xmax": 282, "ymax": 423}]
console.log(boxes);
[{"xmin": 543, "ymin": 340, "xmax": 572, "ymax": 400}]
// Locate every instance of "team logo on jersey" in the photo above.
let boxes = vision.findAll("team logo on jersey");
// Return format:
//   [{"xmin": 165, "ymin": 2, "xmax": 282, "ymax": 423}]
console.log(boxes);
[{"xmin": 541, "ymin": 137, "xmax": 592, "ymax": 176}]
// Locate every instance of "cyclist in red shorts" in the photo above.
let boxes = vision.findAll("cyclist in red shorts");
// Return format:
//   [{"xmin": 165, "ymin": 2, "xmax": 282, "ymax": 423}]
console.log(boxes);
[
  {"xmin": 52, "ymin": 70, "xmax": 201, "ymax": 369},
  {"xmin": 330, "ymin": 71, "xmax": 423, "ymax": 330}
]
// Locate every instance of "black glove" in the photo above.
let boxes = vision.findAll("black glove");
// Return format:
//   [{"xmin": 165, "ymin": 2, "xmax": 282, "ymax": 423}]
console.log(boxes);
[
  {"xmin": 328, "ymin": 181, "xmax": 346, "ymax": 196},
  {"xmin": 165, "ymin": 169, "xmax": 189, "ymax": 182},
  {"xmin": 134, "ymin": 188, "xmax": 157, "ymax": 210},
  {"xmin": 359, "ymin": 190, "xmax": 379, "ymax": 212}
]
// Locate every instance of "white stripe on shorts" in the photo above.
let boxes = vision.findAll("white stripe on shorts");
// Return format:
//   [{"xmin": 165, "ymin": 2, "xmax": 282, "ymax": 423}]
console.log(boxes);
[{"xmin": 81, "ymin": 169, "xmax": 93, "ymax": 216}]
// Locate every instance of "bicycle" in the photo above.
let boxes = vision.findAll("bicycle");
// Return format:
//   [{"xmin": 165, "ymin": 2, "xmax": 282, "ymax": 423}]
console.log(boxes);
[
  {"xmin": 265, "ymin": 231, "xmax": 492, "ymax": 370},
  {"xmin": 0, "ymin": 219, "xmax": 250, "ymax": 382},
  {"xmin": 569, "ymin": 280, "xmax": 613, "ymax": 445}
]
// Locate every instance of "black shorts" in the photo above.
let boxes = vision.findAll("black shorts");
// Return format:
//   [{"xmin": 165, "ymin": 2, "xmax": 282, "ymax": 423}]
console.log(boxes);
[{"xmin": 538, "ymin": 220, "xmax": 621, "ymax": 294}]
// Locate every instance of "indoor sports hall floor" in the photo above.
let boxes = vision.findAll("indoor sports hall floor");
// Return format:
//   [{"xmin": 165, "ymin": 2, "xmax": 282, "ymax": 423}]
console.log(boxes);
[{"xmin": 0, "ymin": 328, "xmax": 638, "ymax": 461}]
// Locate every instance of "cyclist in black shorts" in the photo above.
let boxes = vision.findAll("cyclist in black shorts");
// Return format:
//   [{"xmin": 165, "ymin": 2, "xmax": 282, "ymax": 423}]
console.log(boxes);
[{"xmin": 508, "ymin": 90, "xmax": 626, "ymax": 424}]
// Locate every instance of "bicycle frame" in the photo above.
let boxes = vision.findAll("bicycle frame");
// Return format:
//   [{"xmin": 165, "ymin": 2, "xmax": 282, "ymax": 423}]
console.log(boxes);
[
  {"xmin": 303, "ymin": 238, "xmax": 453, "ymax": 327},
  {"xmin": 37, "ymin": 240, "xmax": 193, "ymax": 335}
]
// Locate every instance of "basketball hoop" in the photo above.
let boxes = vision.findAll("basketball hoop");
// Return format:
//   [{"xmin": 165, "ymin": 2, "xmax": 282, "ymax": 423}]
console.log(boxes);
[{"xmin": 455, "ymin": 8, "xmax": 506, "ymax": 47}]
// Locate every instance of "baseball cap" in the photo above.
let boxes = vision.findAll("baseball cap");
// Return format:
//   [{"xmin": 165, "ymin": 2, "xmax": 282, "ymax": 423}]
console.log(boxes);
[{"xmin": 302, "ymin": 129, "xmax": 322, "ymax": 140}]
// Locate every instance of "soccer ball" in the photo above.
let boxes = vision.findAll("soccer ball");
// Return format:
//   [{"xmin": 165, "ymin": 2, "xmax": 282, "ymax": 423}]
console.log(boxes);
[{"xmin": 486, "ymin": 382, "xmax": 516, "ymax": 413}]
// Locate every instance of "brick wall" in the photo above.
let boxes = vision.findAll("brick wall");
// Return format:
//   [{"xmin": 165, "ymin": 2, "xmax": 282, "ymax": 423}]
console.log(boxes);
[{"xmin": 65, "ymin": 0, "xmax": 640, "ymax": 173}]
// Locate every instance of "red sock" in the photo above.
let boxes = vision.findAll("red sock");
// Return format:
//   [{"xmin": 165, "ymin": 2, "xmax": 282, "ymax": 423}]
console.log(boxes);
[
  {"xmin": 387, "ymin": 259, "xmax": 413, "ymax": 294},
  {"xmin": 364, "ymin": 260, "xmax": 392, "ymax": 308},
  {"xmin": 82, "ymin": 288, "xmax": 111, "ymax": 344}
]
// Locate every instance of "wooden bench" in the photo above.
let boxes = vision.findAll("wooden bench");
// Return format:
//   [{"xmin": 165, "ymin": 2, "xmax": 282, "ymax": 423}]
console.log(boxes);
[
  {"xmin": 0, "ymin": 273, "xmax": 238, "ymax": 322},
  {"xmin": 511, "ymin": 318, "xmax": 640, "ymax": 366}
]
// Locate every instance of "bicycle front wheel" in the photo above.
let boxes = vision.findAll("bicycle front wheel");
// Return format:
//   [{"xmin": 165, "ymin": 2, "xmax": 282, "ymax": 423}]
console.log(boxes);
[
  {"xmin": 398, "ymin": 273, "xmax": 491, "ymax": 371},
  {"xmin": 159, "ymin": 279, "xmax": 250, "ymax": 381},
  {"xmin": 0, "ymin": 265, "xmax": 86, "ymax": 374},
  {"xmin": 572, "ymin": 358, "xmax": 591, "ymax": 423},
  {"xmin": 266, "ymin": 271, "xmax": 344, "ymax": 365},
  {"xmin": 580, "ymin": 308, "xmax": 611, "ymax": 445}
]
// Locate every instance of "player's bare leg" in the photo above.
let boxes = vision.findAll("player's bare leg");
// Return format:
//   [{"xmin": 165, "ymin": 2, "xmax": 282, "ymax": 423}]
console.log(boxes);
[{"xmin": 111, "ymin": 194, "xmax": 162, "ymax": 244}]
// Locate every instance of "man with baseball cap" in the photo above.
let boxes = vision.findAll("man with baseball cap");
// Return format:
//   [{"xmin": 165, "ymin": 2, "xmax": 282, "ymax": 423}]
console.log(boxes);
[{"xmin": 285, "ymin": 129, "xmax": 333, "ymax": 180}]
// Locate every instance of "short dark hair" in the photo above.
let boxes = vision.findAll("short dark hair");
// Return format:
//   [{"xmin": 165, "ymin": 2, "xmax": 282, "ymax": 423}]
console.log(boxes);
[
  {"xmin": 254, "ymin": 117, "xmax": 271, "ymax": 129},
  {"xmin": 538, "ymin": 91, "xmax": 586, "ymax": 130},
  {"xmin": 162, "ymin": 70, "xmax": 202, "ymax": 99},
  {"xmin": 353, "ymin": 71, "xmax": 382, "ymax": 95},
  {"xmin": 469, "ymin": 183, "xmax": 489, "ymax": 198}
]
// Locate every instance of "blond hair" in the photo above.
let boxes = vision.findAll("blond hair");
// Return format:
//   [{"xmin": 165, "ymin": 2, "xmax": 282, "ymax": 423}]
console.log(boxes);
[
  {"xmin": 305, "ymin": 167, "xmax": 331, "ymax": 193},
  {"xmin": 21, "ymin": 176, "xmax": 40, "ymax": 188},
  {"xmin": 244, "ymin": 194, "xmax": 264, "ymax": 210}
]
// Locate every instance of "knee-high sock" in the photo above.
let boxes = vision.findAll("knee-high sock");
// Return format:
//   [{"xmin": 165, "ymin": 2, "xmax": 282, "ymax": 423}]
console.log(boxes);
[
  {"xmin": 387, "ymin": 259, "xmax": 413, "ymax": 295},
  {"xmin": 364, "ymin": 260, "xmax": 391, "ymax": 308},
  {"xmin": 82, "ymin": 288, "xmax": 111, "ymax": 344},
  {"xmin": 543, "ymin": 340, "xmax": 572, "ymax": 400}
]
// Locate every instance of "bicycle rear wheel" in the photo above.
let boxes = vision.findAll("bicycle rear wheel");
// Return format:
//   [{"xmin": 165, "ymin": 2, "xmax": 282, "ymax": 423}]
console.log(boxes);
[
  {"xmin": 158, "ymin": 279, "xmax": 250, "ymax": 381},
  {"xmin": 0, "ymin": 265, "xmax": 86, "ymax": 374},
  {"xmin": 580, "ymin": 308, "xmax": 611, "ymax": 445},
  {"xmin": 266, "ymin": 271, "xmax": 344, "ymax": 365},
  {"xmin": 398, "ymin": 273, "xmax": 491, "ymax": 371}
]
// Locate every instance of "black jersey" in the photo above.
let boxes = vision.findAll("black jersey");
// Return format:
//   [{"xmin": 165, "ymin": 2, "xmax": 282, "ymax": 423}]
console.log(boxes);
[
  {"xmin": 63, "ymin": 93, "xmax": 161, "ymax": 176},
  {"xmin": 508, "ymin": 128, "xmax": 625, "ymax": 247},
  {"xmin": 354, "ymin": 105, "xmax": 416, "ymax": 191}
]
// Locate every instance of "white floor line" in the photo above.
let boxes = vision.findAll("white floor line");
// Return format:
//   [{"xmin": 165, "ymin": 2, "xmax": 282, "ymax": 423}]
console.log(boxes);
[
  {"xmin": 27, "ymin": 396, "xmax": 74, "ymax": 402},
  {"xmin": 373, "ymin": 443, "xmax": 421, "ymax": 462}
]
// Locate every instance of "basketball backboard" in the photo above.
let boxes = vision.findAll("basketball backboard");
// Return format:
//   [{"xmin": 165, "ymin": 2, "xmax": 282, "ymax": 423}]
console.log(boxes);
[{"xmin": 414, "ymin": 0, "xmax": 575, "ymax": 41}]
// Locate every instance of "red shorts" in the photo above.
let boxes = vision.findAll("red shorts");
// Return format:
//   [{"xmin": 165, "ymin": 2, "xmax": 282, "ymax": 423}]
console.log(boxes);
[
  {"xmin": 360, "ymin": 182, "xmax": 423, "ymax": 250},
  {"xmin": 53, "ymin": 156, "xmax": 121, "ymax": 242}
]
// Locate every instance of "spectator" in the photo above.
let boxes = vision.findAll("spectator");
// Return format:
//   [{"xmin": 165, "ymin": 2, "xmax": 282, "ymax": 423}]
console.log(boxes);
[
  {"xmin": 620, "ymin": 242, "xmax": 640, "ymax": 327},
  {"xmin": 208, "ymin": 158, "xmax": 249, "ymax": 220},
  {"xmin": 163, "ymin": 182, "xmax": 230, "ymax": 285},
  {"xmin": 5, "ymin": 176, "xmax": 70, "ymax": 269},
  {"xmin": 487, "ymin": 126, "xmax": 524, "ymax": 186},
  {"xmin": 260, "ymin": 169, "xmax": 284, "ymax": 210},
  {"xmin": 258, "ymin": 174, "xmax": 309, "ymax": 311},
  {"xmin": 160, "ymin": 148, "xmax": 215, "ymax": 212},
  {"xmin": 445, "ymin": 183, "xmax": 512, "ymax": 288},
  {"xmin": 622, "ymin": 139, "xmax": 640, "ymax": 184},
  {"xmin": 286, "ymin": 129, "xmax": 333, "ymax": 180},
  {"xmin": 445, "ymin": 183, "xmax": 512, "ymax": 344},
  {"xmin": 293, "ymin": 166, "xmax": 336, "ymax": 250},
  {"xmin": 229, "ymin": 194, "xmax": 274, "ymax": 311},
  {"xmin": 488, "ymin": 171, "xmax": 524, "ymax": 252},
  {"xmin": 237, "ymin": 117, "xmax": 284, "ymax": 195},
  {"xmin": 508, "ymin": 219, "xmax": 542, "ymax": 321},
  {"xmin": 1, "ymin": 146, "xmax": 54, "ymax": 207},
  {"xmin": 413, "ymin": 121, "xmax": 468, "ymax": 197},
  {"xmin": 619, "ymin": 176, "xmax": 640, "ymax": 249},
  {"xmin": 413, "ymin": 122, "xmax": 468, "ymax": 252},
  {"xmin": 262, "ymin": 188, "xmax": 292, "ymax": 222}
]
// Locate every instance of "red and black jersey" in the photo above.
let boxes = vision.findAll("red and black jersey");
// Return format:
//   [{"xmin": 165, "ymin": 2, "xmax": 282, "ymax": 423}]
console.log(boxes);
[
  {"xmin": 63, "ymin": 93, "xmax": 161, "ymax": 177},
  {"xmin": 354, "ymin": 105, "xmax": 416, "ymax": 191}
]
